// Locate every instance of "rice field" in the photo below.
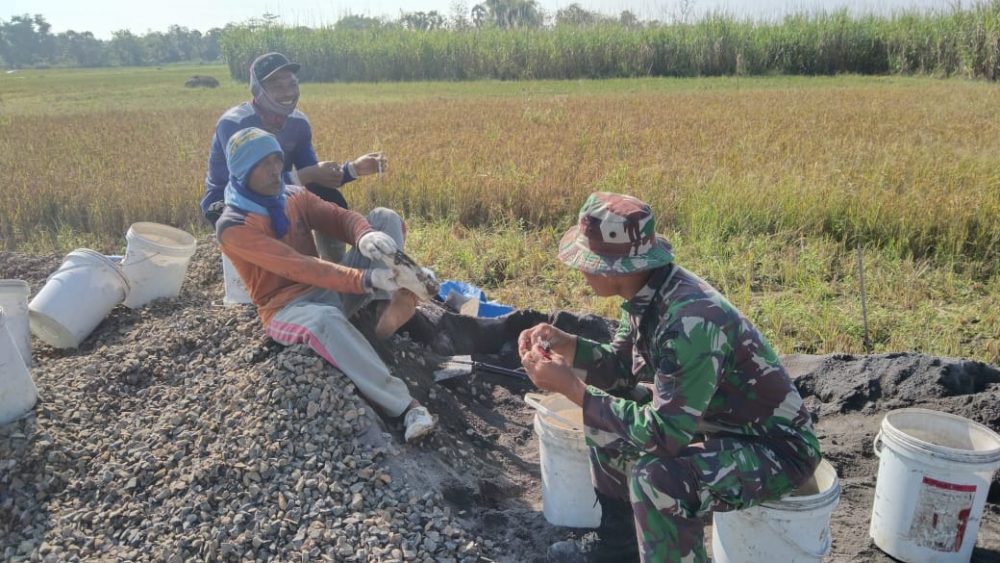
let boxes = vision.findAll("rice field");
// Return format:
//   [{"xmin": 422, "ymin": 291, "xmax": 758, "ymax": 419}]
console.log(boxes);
[{"xmin": 1, "ymin": 65, "xmax": 997, "ymax": 363}]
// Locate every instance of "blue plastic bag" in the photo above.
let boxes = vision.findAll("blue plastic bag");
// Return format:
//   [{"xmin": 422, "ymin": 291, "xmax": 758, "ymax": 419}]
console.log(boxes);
[{"xmin": 437, "ymin": 280, "xmax": 514, "ymax": 318}]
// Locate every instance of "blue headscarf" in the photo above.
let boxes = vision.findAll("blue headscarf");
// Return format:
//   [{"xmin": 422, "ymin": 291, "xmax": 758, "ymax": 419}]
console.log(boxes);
[{"xmin": 224, "ymin": 127, "xmax": 290, "ymax": 238}]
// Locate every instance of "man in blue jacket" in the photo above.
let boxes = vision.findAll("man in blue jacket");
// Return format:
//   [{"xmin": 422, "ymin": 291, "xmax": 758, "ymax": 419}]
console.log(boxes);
[{"xmin": 201, "ymin": 52, "xmax": 385, "ymax": 261}]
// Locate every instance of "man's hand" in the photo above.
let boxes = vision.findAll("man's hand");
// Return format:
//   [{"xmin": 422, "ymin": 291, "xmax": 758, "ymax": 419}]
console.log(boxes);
[
  {"xmin": 298, "ymin": 162, "xmax": 344, "ymax": 188},
  {"xmin": 368, "ymin": 268, "xmax": 402, "ymax": 293},
  {"xmin": 518, "ymin": 323, "xmax": 577, "ymax": 362},
  {"xmin": 205, "ymin": 200, "xmax": 226, "ymax": 226},
  {"xmin": 389, "ymin": 264, "xmax": 434, "ymax": 301},
  {"xmin": 521, "ymin": 348, "xmax": 586, "ymax": 406},
  {"xmin": 357, "ymin": 231, "xmax": 397, "ymax": 262},
  {"xmin": 351, "ymin": 152, "xmax": 387, "ymax": 177}
]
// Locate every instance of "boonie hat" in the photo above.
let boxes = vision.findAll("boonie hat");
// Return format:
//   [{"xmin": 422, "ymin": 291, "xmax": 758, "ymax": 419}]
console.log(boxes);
[
  {"xmin": 251, "ymin": 52, "xmax": 301, "ymax": 82},
  {"xmin": 558, "ymin": 192, "xmax": 674, "ymax": 275}
]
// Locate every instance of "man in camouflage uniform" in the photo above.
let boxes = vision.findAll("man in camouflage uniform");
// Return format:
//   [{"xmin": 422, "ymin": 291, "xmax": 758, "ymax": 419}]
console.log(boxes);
[{"xmin": 519, "ymin": 192, "xmax": 821, "ymax": 563}]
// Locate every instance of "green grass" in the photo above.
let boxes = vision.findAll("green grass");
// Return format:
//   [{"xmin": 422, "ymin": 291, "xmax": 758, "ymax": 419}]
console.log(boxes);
[
  {"xmin": 403, "ymin": 220, "xmax": 1000, "ymax": 362},
  {"xmin": 1, "ymin": 66, "xmax": 997, "ymax": 364}
]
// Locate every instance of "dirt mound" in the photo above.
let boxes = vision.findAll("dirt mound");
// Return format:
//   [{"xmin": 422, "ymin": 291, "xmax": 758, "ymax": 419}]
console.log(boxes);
[
  {"xmin": 2, "ymin": 239, "xmax": 999, "ymax": 562},
  {"xmin": 794, "ymin": 353, "xmax": 1000, "ymax": 422}
]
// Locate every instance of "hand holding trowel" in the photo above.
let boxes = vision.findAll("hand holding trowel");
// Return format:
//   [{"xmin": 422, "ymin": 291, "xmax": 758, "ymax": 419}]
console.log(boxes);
[{"xmin": 380, "ymin": 250, "xmax": 440, "ymax": 302}]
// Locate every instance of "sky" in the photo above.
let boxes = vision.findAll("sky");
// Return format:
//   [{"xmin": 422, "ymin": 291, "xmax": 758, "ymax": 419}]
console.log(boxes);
[{"xmin": 5, "ymin": 0, "xmax": 959, "ymax": 39}]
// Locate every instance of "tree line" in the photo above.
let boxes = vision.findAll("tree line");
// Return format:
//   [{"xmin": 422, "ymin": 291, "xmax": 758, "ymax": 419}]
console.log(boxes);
[{"xmin": 0, "ymin": 14, "xmax": 224, "ymax": 68}]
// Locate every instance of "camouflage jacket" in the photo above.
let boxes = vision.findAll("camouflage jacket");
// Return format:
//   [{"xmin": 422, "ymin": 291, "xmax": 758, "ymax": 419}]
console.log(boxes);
[{"xmin": 576, "ymin": 264, "xmax": 821, "ymax": 463}]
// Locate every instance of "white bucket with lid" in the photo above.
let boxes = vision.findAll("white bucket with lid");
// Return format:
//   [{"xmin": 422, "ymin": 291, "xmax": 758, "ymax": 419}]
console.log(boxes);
[
  {"xmin": 0, "ymin": 280, "xmax": 32, "ymax": 367},
  {"xmin": 525, "ymin": 392, "xmax": 601, "ymax": 528},
  {"xmin": 869, "ymin": 408, "xmax": 1000, "ymax": 562},
  {"xmin": 0, "ymin": 307, "xmax": 37, "ymax": 425},
  {"xmin": 121, "ymin": 222, "xmax": 196, "ymax": 309},
  {"xmin": 712, "ymin": 459, "xmax": 840, "ymax": 562},
  {"xmin": 29, "ymin": 249, "xmax": 130, "ymax": 349},
  {"xmin": 221, "ymin": 254, "xmax": 252, "ymax": 306}
]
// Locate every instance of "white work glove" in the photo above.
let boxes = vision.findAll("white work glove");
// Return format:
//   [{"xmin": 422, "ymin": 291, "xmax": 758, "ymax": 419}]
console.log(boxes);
[
  {"xmin": 357, "ymin": 231, "xmax": 397, "ymax": 262},
  {"xmin": 367, "ymin": 268, "xmax": 402, "ymax": 293},
  {"xmin": 420, "ymin": 266, "xmax": 437, "ymax": 281},
  {"xmin": 391, "ymin": 265, "xmax": 437, "ymax": 301}
]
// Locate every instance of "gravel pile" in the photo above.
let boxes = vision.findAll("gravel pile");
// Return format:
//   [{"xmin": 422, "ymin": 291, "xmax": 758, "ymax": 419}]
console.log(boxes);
[{"xmin": 0, "ymin": 242, "xmax": 509, "ymax": 563}]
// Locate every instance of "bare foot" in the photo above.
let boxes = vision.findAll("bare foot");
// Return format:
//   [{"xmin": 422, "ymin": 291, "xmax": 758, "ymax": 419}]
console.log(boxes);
[{"xmin": 375, "ymin": 288, "xmax": 418, "ymax": 339}]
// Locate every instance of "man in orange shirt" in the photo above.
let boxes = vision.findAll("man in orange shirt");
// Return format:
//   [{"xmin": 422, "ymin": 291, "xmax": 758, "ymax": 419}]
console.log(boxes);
[{"xmin": 217, "ymin": 127, "xmax": 434, "ymax": 442}]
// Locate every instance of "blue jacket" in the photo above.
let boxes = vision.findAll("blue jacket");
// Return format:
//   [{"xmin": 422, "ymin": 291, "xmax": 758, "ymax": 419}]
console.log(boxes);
[{"xmin": 202, "ymin": 102, "xmax": 350, "ymax": 217}]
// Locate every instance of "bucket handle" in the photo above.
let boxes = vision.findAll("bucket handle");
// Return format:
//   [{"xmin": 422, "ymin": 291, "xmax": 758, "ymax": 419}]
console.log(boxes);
[
  {"xmin": 873, "ymin": 430, "xmax": 883, "ymax": 458},
  {"xmin": 524, "ymin": 393, "xmax": 583, "ymax": 432}
]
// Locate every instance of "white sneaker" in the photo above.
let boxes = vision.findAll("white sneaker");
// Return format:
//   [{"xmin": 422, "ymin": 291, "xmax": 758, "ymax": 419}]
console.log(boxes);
[{"xmin": 403, "ymin": 406, "xmax": 436, "ymax": 443}]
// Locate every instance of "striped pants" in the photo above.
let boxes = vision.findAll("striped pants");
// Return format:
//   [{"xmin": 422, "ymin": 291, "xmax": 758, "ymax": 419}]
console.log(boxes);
[{"xmin": 266, "ymin": 208, "xmax": 413, "ymax": 417}]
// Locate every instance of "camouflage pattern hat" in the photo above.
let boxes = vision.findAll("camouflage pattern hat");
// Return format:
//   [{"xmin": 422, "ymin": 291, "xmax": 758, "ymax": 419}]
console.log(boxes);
[{"xmin": 558, "ymin": 192, "xmax": 673, "ymax": 275}]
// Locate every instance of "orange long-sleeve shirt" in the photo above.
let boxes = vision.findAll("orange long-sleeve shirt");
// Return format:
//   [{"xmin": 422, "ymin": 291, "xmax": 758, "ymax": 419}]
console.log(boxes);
[{"xmin": 216, "ymin": 186, "xmax": 375, "ymax": 328}]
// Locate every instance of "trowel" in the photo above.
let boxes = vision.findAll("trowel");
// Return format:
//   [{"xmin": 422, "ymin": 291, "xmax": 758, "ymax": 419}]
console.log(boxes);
[{"xmin": 433, "ymin": 355, "xmax": 531, "ymax": 383}]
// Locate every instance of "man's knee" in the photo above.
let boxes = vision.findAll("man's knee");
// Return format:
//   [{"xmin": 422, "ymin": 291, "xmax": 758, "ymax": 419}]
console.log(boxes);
[
  {"xmin": 367, "ymin": 207, "xmax": 401, "ymax": 228},
  {"xmin": 367, "ymin": 208, "xmax": 405, "ymax": 243}
]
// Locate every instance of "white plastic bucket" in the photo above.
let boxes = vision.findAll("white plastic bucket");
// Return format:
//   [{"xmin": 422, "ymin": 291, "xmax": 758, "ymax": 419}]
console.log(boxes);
[
  {"xmin": 121, "ymin": 222, "xmax": 196, "ymax": 309},
  {"xmin": 525, "ymin": 392, "xmax": 601, "ymax": 528},
  {"xmin": 28, "ymin": 249, "xmax": 130, "ymax": 349},
  {"xmin": 869, "ymin": 408, "xmax": 1000, "ymax": 563},
  {"xmin": 0, "ymin": 280, "xmax": 31, "ymax": 367},
  {"xmin": 0, "ymin": 308, "xmax": 37, "ymax": 425},
  {"xmin": 221, "ymin": 254, "xmax": 252, "ymax": 306},
  {"xmin": 712, "ymin": 459, "xmax": 840, "ymax": 563}
]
